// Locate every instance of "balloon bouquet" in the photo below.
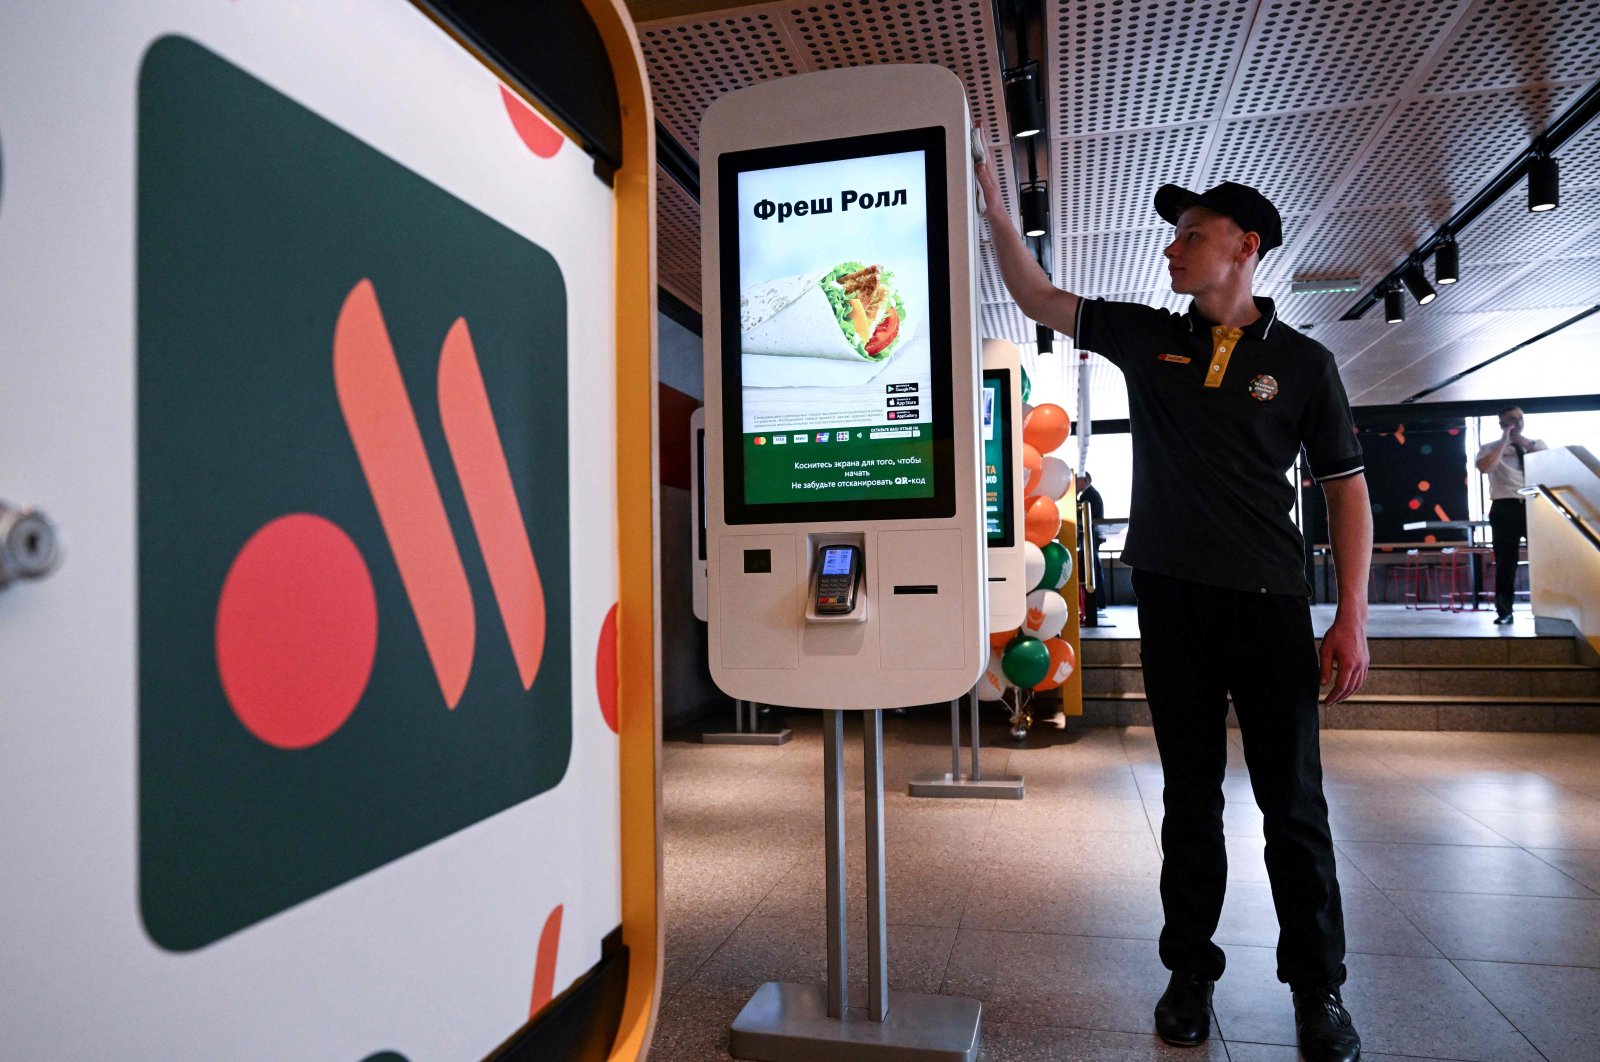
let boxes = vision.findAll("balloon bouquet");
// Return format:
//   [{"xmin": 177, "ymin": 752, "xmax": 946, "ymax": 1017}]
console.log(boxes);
[{"xmin": 978, "ymin": 380, "xmax": 1077, "ymax": 740}]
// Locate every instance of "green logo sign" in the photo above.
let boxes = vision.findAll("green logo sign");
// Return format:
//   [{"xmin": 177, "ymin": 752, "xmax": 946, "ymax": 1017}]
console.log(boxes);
[{"xmin": 138, "ymin": 37, "xmax": 571, "ymax": 951}]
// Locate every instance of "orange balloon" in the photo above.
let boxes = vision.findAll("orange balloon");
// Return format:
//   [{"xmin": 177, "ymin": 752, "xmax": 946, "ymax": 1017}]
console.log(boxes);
[
  {"xmin": 1023, "ymin": 403, "xmax": 1071, "ymax": 454},
  {"xmin": 989, "ymin": 626, "xmax": 1021, "ymax": 651},
  {"xmin": 1032, "ymin": 637, "xmax": 1077, "ymax": 691},
  {"xmin": 1024, "ymin": 494, "xmax": 1062, "ymax": 547},
  {"xmin": 1022, "ymin": 444, "xmax": 1043, "ymax": 494}
]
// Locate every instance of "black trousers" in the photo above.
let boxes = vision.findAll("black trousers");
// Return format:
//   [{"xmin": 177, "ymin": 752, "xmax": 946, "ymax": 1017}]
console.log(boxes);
[
  {"xmin": 1489, "ymin": 498, "xmax": 1527, "ymax": 617},
  {"xmin": 1133, "ymin": 569, "xmax": 1346, "ymax": 990}
]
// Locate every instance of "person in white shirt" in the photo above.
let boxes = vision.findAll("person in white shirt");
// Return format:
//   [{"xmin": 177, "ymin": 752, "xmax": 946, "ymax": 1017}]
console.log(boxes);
[{"xmin": 1474, "ymin": 406, "xmax": 1547, "ymax": 623}]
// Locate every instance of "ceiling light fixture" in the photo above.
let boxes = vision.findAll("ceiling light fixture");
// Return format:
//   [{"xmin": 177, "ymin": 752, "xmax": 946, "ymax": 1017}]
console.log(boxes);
[
  {"xmin": 1288, "ymin": 276, "xmax": 1362, "ymax": 295},
  {"xmin": 1384, "ymin": 283, "xmax": 1405, "ymax": 324},
  {"xmin": 1401, "ymin": 261, "xmax": 1437, "ymax": 306},
  {"xmin": 1021, "ymin": 183, "xmax": 1049, "ymax": 237},
  {"xmin": 1435, "ymin": 237, "xmax": 1459, "ymax": 285},
  {"xmin": 1004, "ymin": 64, "xmax": 1044, "ymax": 139},
  {"xmin": 1528, "ymin": 151, "xmax": 1559, "ymax": 212}
]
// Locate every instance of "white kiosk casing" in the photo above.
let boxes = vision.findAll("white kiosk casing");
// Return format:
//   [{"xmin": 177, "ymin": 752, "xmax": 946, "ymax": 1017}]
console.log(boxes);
[
  {"xmin": 981, "ymin": 339, "xmax": 1027, "ymax": 631},
  {"xmin": 690, "ymin": 406, "xmax": 709, "ymax": 622},
  {"xmin": 701, "ymin": 65, "xmax": 986, "ymax": 710}
]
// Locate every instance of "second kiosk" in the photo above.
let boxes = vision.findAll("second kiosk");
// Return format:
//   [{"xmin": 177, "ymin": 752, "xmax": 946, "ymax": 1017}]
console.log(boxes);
[{"xmin": 701, "ymin": 65, "xmax": 987, "ymax": 1061}]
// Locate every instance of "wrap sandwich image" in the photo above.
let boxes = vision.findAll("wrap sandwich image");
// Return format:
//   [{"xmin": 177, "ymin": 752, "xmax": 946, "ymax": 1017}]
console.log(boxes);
[{"xmin": 741, "ymin": 261, "xmax": 911, "ymax": 362}]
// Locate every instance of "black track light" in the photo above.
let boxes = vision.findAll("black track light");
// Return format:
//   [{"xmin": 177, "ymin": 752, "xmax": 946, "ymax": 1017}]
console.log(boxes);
[
  {"xmin": 1021, "ymin": 183, "xmax": 1049, "ymax": 237},
  {"xmin": 1528, "ymin": 152, "xmax": 1559, "ymax": 212},
  {"xmin": 1036, "ymin": 323, "xmax": 1054, "ymax": 353},
  {"xmin": 1402, "ymin": 262, "xmax": 1437, "ymax": 306},
  {"xmin": 1435, "ymin": 237, "xmax": 1459, "ymax": 285},
  {"xmin": 1384, "ymin": 283, "xmax": 1405, "ymax": 324},
  {"xmin": 1004, "ymin": 64, "xmax": 1045, "ymax": 139}
]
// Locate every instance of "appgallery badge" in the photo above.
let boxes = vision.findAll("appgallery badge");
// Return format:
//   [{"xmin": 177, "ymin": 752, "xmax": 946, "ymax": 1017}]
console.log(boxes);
[{"xmin": 137, "ymin": 37, "xmax": 571, "ymax": 951}]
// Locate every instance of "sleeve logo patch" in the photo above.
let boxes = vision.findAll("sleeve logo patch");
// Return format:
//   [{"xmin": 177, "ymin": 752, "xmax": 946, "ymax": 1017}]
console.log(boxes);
[{"xmin": 1249, "ymin": 374, "xmax": 1280, "ymax": 401}]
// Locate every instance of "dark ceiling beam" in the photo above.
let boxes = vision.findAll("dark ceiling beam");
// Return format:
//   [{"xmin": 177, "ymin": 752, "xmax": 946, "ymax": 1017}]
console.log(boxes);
[
  {"xmin": 1343, "ymin": 78, "xmax": 1600, "ymax": 322},
  {"xmin": 656, "ymin": 121, "xmax": 699, "ymax": 200}
]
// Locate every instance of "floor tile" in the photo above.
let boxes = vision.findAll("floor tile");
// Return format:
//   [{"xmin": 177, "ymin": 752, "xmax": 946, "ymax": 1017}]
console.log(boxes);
[
  {"xmin": 1338, "ymin": 840, "xmax": 1598, "ymax": 897},
  {"xmin": 1213, "ymin": 881, "xmax": 1441, "ymax": 958},
  {"xmin": 1211, "ymin": 945, "xmax": 1542, "ymax": 1060},
  {"xmin": 1326, "ymin": 802, "xmax": 1516, "ymax": 846},
  {"xmin": 686, "ymin": 914, "xmax": 956, "ymax": 1004},
  {"xmin": 1385, "ymin": 889, "xmax": 1600, "ymax": 966},
  {"xmin": 979, "ymin": 1020, "xmax": 1228, "ymax": 1060},
  {"xmin": 1463, "ymin": 808, "xmax": 1600, "ymax": 849},
  {"xmin": 961, "ymin": 866, "xmax": 1164, "ymax": 941},
  {"xmin": 1456, "ymin": 959, "xmax": 1600, "ymax": 1062},
  {"xmin": 748, "ymin": 848, "xmax": 978, "ymax": 928},
  {"xmin": 645, "ymin": 991, "xmax": 746, "ymax": 1062},
  {"xmin": 1423, "ymin": 779, "xmax": 1600, "ymax": 814},
  {"xmin": 1528, "ymin": 847, "xmax": 1600, "ymax": 892},
  {"xmin": 980, "ymin": 827, "xmax": 1163, "ymax": 879},
  {"xmin": 942, "ymin": 929, "xmax": 1172, "ymax": 1034}
]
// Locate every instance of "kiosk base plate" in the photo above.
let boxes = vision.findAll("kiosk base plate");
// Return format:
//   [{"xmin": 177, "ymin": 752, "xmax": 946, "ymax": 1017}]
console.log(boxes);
[
  {"xmin": 730, "ymin": 981, "xmax": 980, "ymax": 1062},
  {"xmin": 907, "ymin": 771, "xmax": 1024, "ymax": 799},
  {"xmin": 702, "ymin": 729, "xmax": 792, "ymax": 745}
]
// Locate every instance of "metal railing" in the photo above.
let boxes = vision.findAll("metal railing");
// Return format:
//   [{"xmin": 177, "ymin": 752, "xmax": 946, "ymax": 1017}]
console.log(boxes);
[{"xmin": 1519, "ymin": 484, "xmax": 1600, "ymax": 555}]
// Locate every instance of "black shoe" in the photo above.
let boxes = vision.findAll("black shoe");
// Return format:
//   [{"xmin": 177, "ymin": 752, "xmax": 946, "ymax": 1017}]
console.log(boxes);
[
  {"xmin": 1293, "ymin": 987, "xmax": 1361, "ymax": 1062},
  {"xmin": 1493, "ymin": 613, "xmax": 1514, "ymax": 625},
  {"xmin": 1154, "ymin": 971, "xmax": 1213, "ymax": 1046}
]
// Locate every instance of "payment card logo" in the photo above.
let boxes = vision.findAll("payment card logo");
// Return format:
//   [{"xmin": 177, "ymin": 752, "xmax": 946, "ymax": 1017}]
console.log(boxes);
[{"xmin": 138, "ymin": 37, "xmax": 570, "ymax": 951}]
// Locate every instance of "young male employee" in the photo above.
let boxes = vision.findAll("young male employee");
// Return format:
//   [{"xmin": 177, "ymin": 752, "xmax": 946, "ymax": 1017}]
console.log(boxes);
[
  {"xmin": 1474, "ymin": 406, "xmax": 1546, "ymax": 623},
  {"xmin": 978, "ymin": 163, "xmax": 1372, "ymax": 1062}
]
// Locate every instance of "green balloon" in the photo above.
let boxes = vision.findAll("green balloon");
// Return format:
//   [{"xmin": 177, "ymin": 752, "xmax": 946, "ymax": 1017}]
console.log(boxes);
[
  {"xmin": 1020, "ymin": 365, "xmax": 1032, "ymax": 402},
  {"xmin": 1041, "ymin": 541, "xmax": 1069, "ymax": 590},
  {"xmin": 1001, "ymin": 635, "xmax": 1051, "ymax": 688}
]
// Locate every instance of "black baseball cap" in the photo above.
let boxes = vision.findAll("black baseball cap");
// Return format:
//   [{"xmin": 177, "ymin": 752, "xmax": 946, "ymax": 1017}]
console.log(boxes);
[{"xmin": 1155, "ymin": 181, "xmax": 1283, "ymax": 257}]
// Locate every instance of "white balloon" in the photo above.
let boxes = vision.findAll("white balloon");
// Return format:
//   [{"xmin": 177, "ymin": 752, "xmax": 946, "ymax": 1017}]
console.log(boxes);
[
  {"xmin": 977, "ymin": 648, "xmax": 1010, "ymax": 701},
  {"xmin": 1023, "ymin": 541, "xmax": 1045, "ymax": 592},
  {"xmin": 1021, "ymin": 401, "xmax": 1034, "ymax": 424},
  {"xmin": 1054, "ymin": 546, "xmax": 1074, "ymax": 589},
  {"xmin": 1037, "ymin": 456, "xmax": 1072, "ymax": 501},
  {"xmin": 1023, "ymin": 588, "xmax": 1068, "ymax": 640}
]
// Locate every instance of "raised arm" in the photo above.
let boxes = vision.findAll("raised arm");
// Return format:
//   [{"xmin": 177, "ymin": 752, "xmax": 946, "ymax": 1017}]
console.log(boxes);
[
  {"xmin": 976, "ymin": 159, "xmax": 1081, "ymax": 338},
  {"xmin": 1475, "ymin": 425, "xmax": 1511, "ymax": 473}
]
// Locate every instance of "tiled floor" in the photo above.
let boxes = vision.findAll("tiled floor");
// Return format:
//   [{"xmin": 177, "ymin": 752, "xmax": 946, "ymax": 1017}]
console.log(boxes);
[{"xmin": 649, "ymin": 713, "xmax": 1600, "ymax": 1061}]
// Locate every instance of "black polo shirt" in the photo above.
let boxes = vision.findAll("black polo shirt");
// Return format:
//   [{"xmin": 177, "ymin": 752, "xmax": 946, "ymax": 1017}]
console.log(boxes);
[{"xmin": 1075, "ymin": 296, "xmax": 1364, "ymax": 595}]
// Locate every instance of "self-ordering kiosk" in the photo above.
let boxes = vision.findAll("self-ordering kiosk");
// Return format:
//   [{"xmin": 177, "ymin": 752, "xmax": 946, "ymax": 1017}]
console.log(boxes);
[
  {"xmin": 701, "ymin": 64, "xmax": 986, "ymax": 1060},
  {"xmin": 981, "ymin": 339, "xmax": 1026, "ymax": 631},
  {"xmin": 702, "ymin": 66, "xmax": 987, "ymax": 711}
]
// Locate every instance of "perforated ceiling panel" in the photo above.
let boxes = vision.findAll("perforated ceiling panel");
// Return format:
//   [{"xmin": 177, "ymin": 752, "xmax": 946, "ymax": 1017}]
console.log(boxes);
[
  {"xmin": 635, "ymin": 0, "xmax": 1600, "ymax": 414},
  {"xmin": 1052, "ymin": 0, "xmax": 1254, "ymax": 136},
  {"xmin": 656, "ymin": 169, "xmax": 703, "ymax": 310},
  {"xmin": 1421, "ymin": 0, "xmax": 1600, "ymax": 94}
]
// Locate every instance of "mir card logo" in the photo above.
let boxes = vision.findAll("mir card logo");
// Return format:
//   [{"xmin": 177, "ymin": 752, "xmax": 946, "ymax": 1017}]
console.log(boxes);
[{"xmin": 137, "ymin": 37, "xmax": 570, "ymax": 950}]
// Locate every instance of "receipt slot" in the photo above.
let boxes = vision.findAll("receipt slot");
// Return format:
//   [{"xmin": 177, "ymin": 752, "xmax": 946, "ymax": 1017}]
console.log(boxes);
[{"xmin": 702, "ymin": 65, "xmax": 985, "ymax": 1061}]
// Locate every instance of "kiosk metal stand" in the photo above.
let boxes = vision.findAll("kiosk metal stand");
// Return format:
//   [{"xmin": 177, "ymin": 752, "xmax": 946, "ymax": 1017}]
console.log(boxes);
[
  {"xmin": 907, "ymin": 690, "xmax": 1024, "ymax": 799},
  {"xmin": 730, "ymin": 711, "xmax": 981, "ymax": 1062},
  {"xmin": 703, "ymin": 699, "xmax": 792, "ymax": 745}
]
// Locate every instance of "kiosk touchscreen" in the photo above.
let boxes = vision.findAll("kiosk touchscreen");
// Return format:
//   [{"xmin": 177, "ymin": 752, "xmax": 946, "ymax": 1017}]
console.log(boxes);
[
  {"xmin": 982, "ymin": 339, "xmax": 1026, "ymax": 630},
  {"xmin": 700, "ymin": 64, "xmax": 986, "ymax": 711}
]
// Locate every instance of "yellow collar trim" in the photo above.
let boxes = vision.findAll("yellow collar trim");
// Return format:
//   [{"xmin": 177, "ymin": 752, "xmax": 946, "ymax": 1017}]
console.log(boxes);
[{"xmin": 1205, "ymin": 325, "xmax": 1243, "ymax": 389}]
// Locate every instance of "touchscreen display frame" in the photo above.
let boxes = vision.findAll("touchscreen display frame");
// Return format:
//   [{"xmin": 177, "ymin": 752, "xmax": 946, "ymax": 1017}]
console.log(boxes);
[
  {"xmin": 717, "ymin": 126, "xmax": 954, "ymax": 526},
  {"xmin": 982, "ymin": 367, "xmax": 1015, "ymax": 548}
]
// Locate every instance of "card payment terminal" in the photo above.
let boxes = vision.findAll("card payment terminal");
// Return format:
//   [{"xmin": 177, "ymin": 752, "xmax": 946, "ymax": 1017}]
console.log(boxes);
[{"xmin": 813, "ymin": 544, "xmax": 863, "ymax": 616}]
